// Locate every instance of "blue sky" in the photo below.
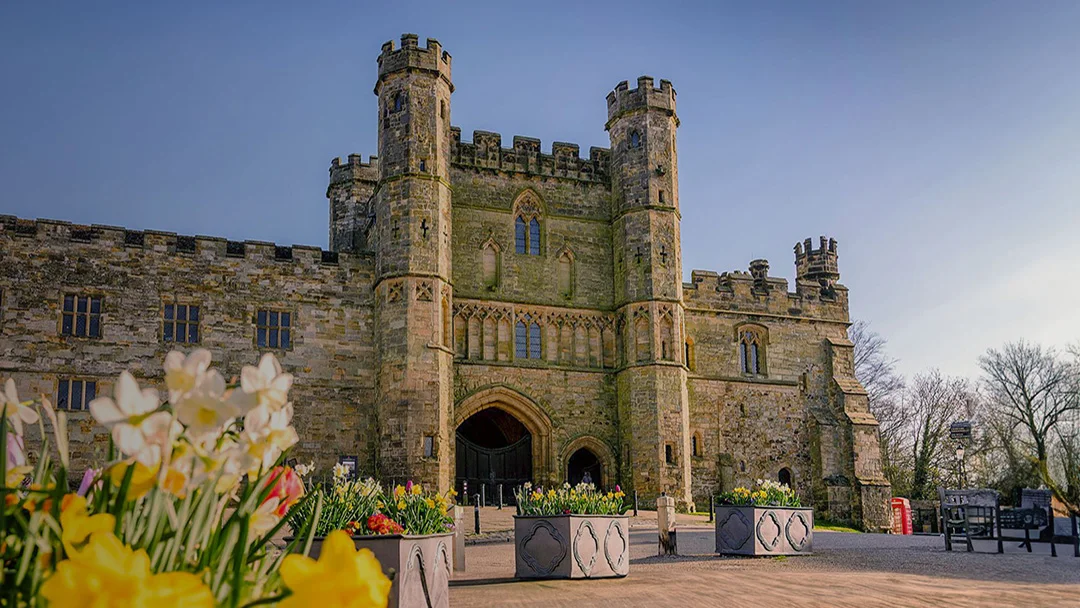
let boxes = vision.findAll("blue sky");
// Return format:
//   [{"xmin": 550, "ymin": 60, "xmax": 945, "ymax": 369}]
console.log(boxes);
[{"xmin": 2, "ymin": 0, "xmax": 1078, "ymax": 379}]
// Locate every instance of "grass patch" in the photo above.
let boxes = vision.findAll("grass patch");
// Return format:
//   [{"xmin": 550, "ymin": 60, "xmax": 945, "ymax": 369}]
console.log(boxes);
[{"xmin": 815, "ymin": 522, "xmax": 862, "ymax": 533}]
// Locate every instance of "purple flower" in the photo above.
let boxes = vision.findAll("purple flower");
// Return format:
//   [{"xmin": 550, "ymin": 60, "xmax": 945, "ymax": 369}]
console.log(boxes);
[
  {"xmin": 77, "ymin": 468, "xmax": 101, "ymax": 496},
  {"xmin": 405, "ymin": 480, "xmax": 413, "ymax": 493}
]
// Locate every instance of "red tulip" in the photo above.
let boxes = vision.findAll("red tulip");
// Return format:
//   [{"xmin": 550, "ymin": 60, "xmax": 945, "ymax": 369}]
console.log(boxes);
[{"xmin": 264, "ymin": 466, "xmax": 304, "ymax": 517}]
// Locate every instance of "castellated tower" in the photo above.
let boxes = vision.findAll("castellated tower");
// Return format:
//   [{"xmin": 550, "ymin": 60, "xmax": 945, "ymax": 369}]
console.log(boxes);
[
  {"xmin": 607, "ymin": 77, "xmax": 693, "ymax": 509},
  {"xmin": 372, "ymin": 34, "xmax": 455, "ymax": 490},
  {"xmin": 327, "ymin": 154, "xmax": 379, "ymax": 252}
]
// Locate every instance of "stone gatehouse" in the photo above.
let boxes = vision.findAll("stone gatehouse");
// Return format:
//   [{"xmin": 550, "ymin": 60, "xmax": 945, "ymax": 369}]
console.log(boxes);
[{"xmin": 0, "ymin": 34, "xmax": 890, "ymax": 529}]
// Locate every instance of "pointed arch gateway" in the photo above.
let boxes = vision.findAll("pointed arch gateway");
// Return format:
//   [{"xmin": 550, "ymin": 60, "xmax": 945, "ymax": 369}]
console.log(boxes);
[
  {"xmin": 561, "ymin": 436, "xmax": 616, "ymax": 490},
  {"xmin": 453, "ymin": 386, "xmax": 554, "ymax": 499}
]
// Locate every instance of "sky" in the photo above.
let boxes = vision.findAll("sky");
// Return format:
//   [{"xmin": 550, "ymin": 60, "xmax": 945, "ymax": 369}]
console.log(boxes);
[{"xmin": 1, "ymin": 0, "xmax": 1078, "ymax": 380}]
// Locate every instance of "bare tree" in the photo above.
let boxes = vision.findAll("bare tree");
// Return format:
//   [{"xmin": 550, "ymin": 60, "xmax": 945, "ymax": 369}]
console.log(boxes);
[
  {"xmin": 904, "ymin": 371, "xmax": 975, "ymax": 499},
  {"xmin": 849, "ymin": 320, "xmax": 907, "ymax": 488},
  {"xmin": 980, "ymin": 341, "xmax": 1080, "ymax": 512}
]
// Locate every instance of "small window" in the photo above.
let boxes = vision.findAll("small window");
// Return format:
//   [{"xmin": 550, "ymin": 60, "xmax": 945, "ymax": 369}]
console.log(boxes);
[
  {"xmin": 61, "ymin": 295, "xmax": 102, "ymax": 338},
  {"xmin": 419, "ymin": 159, "xmax": 426, "ymax": 172},
  {"xmin": 164, "ymin": 303, "xmax": 200, "ymax": 344},
  {"xmin": 440, "ymin": 100, "xmax": 447, "ymax": 119},
  {"xmin": 779, "ymin": 468, "xmax": 793, "ymax": 487},
  {"xmin": 630, "ymin": 131, "xmax": 641, "ymax": 149},
  {"xmin": 57, "ymin": 378, "xmax": 96, "ymax": 411},
  {"xmin": 692, "ymin": 434, "xmax": 702, "ymax": 457},
  {"xmin": 423, "ymin": 435, "xmax": 435, "ymax": 458},
  {"xmin": 658, "ymin": 190, "xmax": 665, "ymax": 203},
  {"xmin": 665, "ymin": 444, "xmax": 675, "ymax": 465},
  {"xmin": 392, "ymin": 92, "xmax": 404, "ymax": 113},
  {"xmin": 256, "ymin": 310, "xmax": 292, "ymax": 349}
]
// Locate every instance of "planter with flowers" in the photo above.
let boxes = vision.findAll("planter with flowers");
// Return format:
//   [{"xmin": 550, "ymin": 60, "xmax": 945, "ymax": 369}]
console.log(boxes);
[
  {"xmin": 512, "ymin": 482, "xmax": 630, "ymax": 580},
  {"xmin": 287, "ymin": 473, "xmax": 455, "ymax": 608},
  {"xmin": 714, "ymin": 480, "xmax": 813, "ymax": 556},
  {"xmin": 0, "ymin": 349, "xmax": 393, "ymax": 607}
]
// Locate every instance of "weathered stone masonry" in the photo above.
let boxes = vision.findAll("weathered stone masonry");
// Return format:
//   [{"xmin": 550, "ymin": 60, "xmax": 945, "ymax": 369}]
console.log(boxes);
[{"xmin": 1, "ymin": 33, "xmax": 890, "ymax": 530}]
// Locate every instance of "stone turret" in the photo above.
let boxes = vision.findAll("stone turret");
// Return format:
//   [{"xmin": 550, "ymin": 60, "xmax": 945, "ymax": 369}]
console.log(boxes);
[
  {"xmin": 327, "ymin": 154, "xmax": 379, "ymax": 252},
  {"xmin": 371, "ymin": 34, "xmax": 455, "ymax": 490},
  {"xmin": 607, "ymin": 75, "xmax": 692, "ymax": 510},
  {"xmin": 795, "ymin": 236, "xmax": 839, "ymax": 289}
]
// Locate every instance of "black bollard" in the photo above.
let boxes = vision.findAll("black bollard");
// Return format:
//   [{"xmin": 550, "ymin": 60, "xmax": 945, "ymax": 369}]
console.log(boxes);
[
  {"xmin": 708, "ymin": 495, "xmax": 714, "ymax": 523},
  {"xmin": 634, "ymin": 490, "xmax": 639, "ymax": 517},
  {"xmin": 481, "ymin": 484, "xmax": 486, "ymax": 508},
  {"xmin": 498, "ymin": 484, "xmax": 504, "ymax": 510},
  {"xmin": 474, "ymin": 496, "xmax": 481, "ymax": 534}
]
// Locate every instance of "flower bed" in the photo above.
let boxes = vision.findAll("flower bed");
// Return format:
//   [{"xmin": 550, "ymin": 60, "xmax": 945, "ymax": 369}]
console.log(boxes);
[
  {"xmin": 714, "ymin": 480, "xmax": 813, "ymax": 556},
  {"xmin": 286, "ymin": 476, "xmax": 456, "ymax": 608},
  {"xmin": 0, "ymin": 350, "xmax": 391, "ymax": 606},
  {"xmin": 512, "ymin": 483, "xmax": 630, "ymax": 579}
]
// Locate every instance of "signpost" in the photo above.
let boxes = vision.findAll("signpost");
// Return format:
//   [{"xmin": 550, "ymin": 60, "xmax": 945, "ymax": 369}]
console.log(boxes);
[{"xmin": 950, "ymin": 421, "xmax": 972, "ymax": 488}]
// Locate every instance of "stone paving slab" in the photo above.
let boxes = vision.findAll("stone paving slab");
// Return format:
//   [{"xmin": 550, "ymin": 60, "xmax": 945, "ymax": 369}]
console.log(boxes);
[{"xmin": 450, "ymin": 529, "xmax": 1080, "ymax": 607}]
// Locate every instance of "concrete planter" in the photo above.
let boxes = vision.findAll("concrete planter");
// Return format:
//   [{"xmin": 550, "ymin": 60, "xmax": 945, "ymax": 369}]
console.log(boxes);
[
  {"xmin": 714, "ymin": 506, "xmax": 813, "ymax": 556},
  {"xmin": 514, "ymin": 514, "xmax": 630, "ymax": 579},
  {"xmin": 307, "ymin": 533, "xmax": 453, "ymax": 608}
]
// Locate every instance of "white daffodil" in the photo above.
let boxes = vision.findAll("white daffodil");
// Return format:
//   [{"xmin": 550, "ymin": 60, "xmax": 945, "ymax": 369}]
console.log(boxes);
[
  {"xmin": 173, "ymin": 370, "xmax": 239, "ymax": 435},
  {"xmin": 237, "ymin": 402, "xmax": 299, "ymax": 475},
  {"xmin": 294, "ymin": 461, "xmax": 315, "ymax": 477},
  {"xmin": 89, "ymin": 371, "xmax": 176, "ymax": 467},
  {"xmin": 232, "ymin": 353, "xmax": 293, "ymax": 413},
  {"xmin": 332, "ymin": 462, "xmax": 349, "ymax": 482},
  {"xmin": 0, "ymin": 379, "xmax": 39, "ymax": 437},
  {"xmin": 163, "ymin": 348, "xmax": 212, "ymax": 402},
  {"xmin": 250, "ymin": 497, "xmax": 282, "ymax": 536}
]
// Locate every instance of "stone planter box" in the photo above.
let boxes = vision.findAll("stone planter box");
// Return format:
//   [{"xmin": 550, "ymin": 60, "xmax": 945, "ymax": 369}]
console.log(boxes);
[
  {"xmin": 306, "ymin": 533, "xmax": 453, "ymax": 608},
  {"xmin": 714, "ymin": 506, "xmax": 813, "ymax": 556},
  {"xmin": 514, "ymin": 514, "xmax": 630, "ymax": 579}
]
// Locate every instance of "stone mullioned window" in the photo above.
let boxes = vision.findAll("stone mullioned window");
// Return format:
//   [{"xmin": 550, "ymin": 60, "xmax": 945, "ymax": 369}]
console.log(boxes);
[
  {"xmin": 61, "ymin": 294, "xmax": 102, "ymax": 338},
  {"xmin": 57, "ymin": 377, "xmax": 96, "ymax": 411},
  {"xmin": 164, "ymin": 303, "xmax": 200, "ymax": 344},
  {"xmin": 514, "ymin": 315, "xmax": 542, "ymax": 359},
  {"xmin": 256, "ymin": 310, "xmax": 292, "ymax": 349}
]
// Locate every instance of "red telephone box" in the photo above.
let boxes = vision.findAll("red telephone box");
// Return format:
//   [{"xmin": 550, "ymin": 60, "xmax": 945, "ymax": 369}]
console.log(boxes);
[{"xmin": 891, "ymin": 497, "xmax": 913, "ymax": 535}]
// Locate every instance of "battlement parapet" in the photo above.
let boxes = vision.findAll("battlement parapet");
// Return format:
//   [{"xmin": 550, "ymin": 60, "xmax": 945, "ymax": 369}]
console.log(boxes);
[
  {"xmin": 795, "ymin": 235, "xmax": 840, "ymax": 289},
  {"xmin": 376, "ymin": 33, "xmax": 452, "ymax": 92},
  {"xmin": 450, "ymin": 127, "xmax": 610, "ymax": 184},
  {"xmin": 329, "ymin": 154, "xmax": 380, "ymax": 187},
  {"xmin": 605, "ymin": 75, "xmax": 677, "ymax": 125},
  {"xmin": 683, "ymin": 258, "xmax": 848, "ymax": 322},
  {"xmin": 0, "ymin": 215, "xmax": 370, "ymax": 268}
]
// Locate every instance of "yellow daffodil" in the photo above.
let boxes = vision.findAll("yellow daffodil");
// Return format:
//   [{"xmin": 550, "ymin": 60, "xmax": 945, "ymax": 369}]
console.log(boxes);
[
  {"xmin": 109, "ymin": 460, "xmax": 158, "ymax": 500},
  {"xmin": 425, "ymin": 498, "xmax": 435, "ymax": 509},
  {"xmin": 393, "ymin": 485, "xmax": 405, "ymax": 499},
  {"xmin": 410, "ymin": 483, "xmax": 422, "ymax": 495},
  {"xmin": 279, "ymin": 530, "xmax": 391, "ymax": 608},
  {"xmin": 397, "ymin": 500, "xmax": 406, "ymax": 510},
  {"xmin": 59, "ymin": 494, "xmax": 116, "ymax": 556},
  {"xmin": 41, "ymin": 532, "xmax": 212, "ymax": 608}
]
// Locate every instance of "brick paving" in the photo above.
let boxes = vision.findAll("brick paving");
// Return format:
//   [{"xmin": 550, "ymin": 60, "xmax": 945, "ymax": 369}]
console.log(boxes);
[{"xmin": 451, "ymin": 510, "xmax": 1080, "ymax": 607}]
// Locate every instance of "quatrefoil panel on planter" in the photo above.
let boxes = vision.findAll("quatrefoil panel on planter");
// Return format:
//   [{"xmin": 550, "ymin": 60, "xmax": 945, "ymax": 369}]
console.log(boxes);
[{"xmin": 715, "ymin": 506, "xmax": 815, "ymax": 556}]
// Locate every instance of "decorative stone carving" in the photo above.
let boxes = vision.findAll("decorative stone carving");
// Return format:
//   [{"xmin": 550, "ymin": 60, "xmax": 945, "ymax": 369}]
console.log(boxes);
[
  {"xmin": 715, "ymin": 506, "xmax": 813, "ymax": 556},
  {"xmin": 515, "ymin": 515, "xmax": 629, "ymax": 579}
]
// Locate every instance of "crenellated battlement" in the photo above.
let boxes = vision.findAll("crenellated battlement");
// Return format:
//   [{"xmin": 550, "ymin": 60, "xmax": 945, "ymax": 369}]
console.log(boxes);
[
  {"xmin": 450, "ymin": 127, "xmax": 610, "ymax": 184},
  {"xmin": 329, "ymin": 154, "xmax": 379, "ymax": 187},
  {"xmin": 376, "ymin": 33, "xmax": 452, "ymax": 93},
  {"xmin": 795, "ymin": 236, "xmax": 840, "ymax": 289},
  {"xmin": 605, "ymin": 75, "xmax": 677, "ymax": 126},
  {"xmin": 682, "ymin": 251, "xmax": 849, "ymax": 322},
  {"xmin": 0, "ymin": 215, "xmax": 368, "ymax": 267}
]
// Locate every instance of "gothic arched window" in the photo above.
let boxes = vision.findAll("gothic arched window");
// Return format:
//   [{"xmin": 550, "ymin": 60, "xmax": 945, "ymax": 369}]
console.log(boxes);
[
  {"xmin": 630, "ymin": 130, "xmax": 641, "ymax": 149},
  {"xmin": 738, "ymin": 328, "xmax": 766, "ymax": 375},
  {"xmin": 515, "ymin": 314, "xmax": 542, "ymax": 360},
  {"xmin": 513, "ymin": 190, "xmax": 544, "ymax": 256},
  {"xmin": 392, "ymin": 92, "xmax": 404, "ymax": 113}
]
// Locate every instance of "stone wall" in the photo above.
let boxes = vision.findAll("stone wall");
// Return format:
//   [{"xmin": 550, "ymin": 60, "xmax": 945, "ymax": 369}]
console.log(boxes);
[{"xmin": 0, "ymin": 217, "xmax": 376, "ymax": 475}]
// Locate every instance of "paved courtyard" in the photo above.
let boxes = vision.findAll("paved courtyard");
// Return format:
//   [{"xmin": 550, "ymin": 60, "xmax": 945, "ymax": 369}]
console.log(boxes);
[{"xmin": 451, "ymin": 508, "xmax": 1080, "ymax": 607}]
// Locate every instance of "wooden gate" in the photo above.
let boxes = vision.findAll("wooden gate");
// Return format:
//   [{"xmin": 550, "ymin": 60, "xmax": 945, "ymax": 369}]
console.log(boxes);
[{"xmin": 455, "ymin": 433, "xmax": 532, "ymax": 503}]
